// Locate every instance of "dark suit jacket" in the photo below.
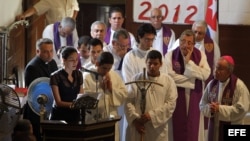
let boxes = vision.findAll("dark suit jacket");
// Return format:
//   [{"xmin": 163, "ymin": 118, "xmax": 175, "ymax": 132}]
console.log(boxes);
[
  {"xmin": 23, "ymin": 56, "xmax": 58, "ymax": 141},
  {"xmin": 24, "ymin": 56, "xmax": 58, "ymax": 87}
]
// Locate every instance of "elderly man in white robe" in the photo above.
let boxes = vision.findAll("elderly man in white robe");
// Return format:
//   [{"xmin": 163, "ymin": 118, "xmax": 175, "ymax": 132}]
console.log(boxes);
[
  {"xmin": 82, "ymin": 52, "xmax": 127, "ymax": 141},
  {"xmin": 150, "ymin": 8, "xmax": 176, "ymax": 56},
  {"xmin": 125, "ymin": 50, "xmax": 177, "ymax": 141},
  {"xmin": 171, "ymin": 20, "xmax": 220, "ymax": 86},
  {"xmin": 165, "ymin": 29, "xmax": 210, "ymax": 141},
  {"xmin": 103, "ymin": 28, "xmax": 131, "ymax": 78},
  {"xmin": 199, "ymin": 55, "xmax": 250, "ymax": 141},
  {"xmin": 122, "ymin": 23, "xmax": 167, "ymax": 83},
  {"xmin": 103, "ymin": 28, "xmax": 130, "ymax": 141}
]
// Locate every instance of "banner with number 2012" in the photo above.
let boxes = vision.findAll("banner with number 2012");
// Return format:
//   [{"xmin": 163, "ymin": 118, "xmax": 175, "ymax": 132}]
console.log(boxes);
[{"xmin": 133, "ymin": 0, "xmax": 207, "ymax": 24}]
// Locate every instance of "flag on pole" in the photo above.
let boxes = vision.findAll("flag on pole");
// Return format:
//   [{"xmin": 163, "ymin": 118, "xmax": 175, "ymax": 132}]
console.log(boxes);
[{"xmin": 205, "ymin": 0, "xmax": 219, "ymax": 43}]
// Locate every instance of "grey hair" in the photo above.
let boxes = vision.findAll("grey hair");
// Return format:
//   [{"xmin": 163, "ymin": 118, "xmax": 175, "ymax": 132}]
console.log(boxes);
[
  {"xmin": 60, "ymin": 17, "xmax": 76, "ymax": 30},
  {"xmin": 180, "ymin": 29, "xmax": 196, "ymax": 43},
  {"xmin": 112, "ymin": 28, "xmax": 129, "ymax": 41},
  {"xmin": 192, "ymin": 20, "xmax": 208, "ymax": 33},
  {"xmin": 90, "ymin": 21, "xmax": 106, "ymax": 31},
  {"xmin": 36, "ymin": 38, "xmax": 53, "ymax": 50}
]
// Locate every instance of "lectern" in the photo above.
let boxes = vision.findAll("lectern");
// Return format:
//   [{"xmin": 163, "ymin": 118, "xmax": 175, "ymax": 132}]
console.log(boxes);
[{"xmin": 40, "ymin": 117, "xmax": 121, "ymax": 141}]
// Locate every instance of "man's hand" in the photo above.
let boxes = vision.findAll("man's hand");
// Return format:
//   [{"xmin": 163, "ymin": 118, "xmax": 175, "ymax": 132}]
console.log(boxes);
[
  {"xmin": 184, "ymin": 47, "xmax": 193, "ymax": 63},
  {"xmin": 141, "ymin": 112, "xmax": 151, "ymax": 123},
  {"xmin": 210, "ymin": 102, "xmax": 219, "ymax": 113},
  {"xmin": 133, "ymin": 118, "xmax": 145, "ymax": 134},
  {"xmin": 101, "ymin": 73, "xmax": 112, "ymax": 92}
]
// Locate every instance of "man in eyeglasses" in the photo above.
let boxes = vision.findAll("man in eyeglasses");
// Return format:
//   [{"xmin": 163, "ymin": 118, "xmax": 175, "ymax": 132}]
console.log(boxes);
[
  {"xmin": 122, "ymin": 23, "xmax": 167, "ymax": 83},
  {"xmin": 103, "ymin": 28, "xmax": 130, "ymax": 79},
  {"xmin": 171, "ymin": 20, "xmax": 221, "ymax": 86},
  {"xmin": 191, "ymin": 20, "xmax": 221, "ymax": 86},
  {"xmin": 165, "ymin": 29, "xmax": 210, "ymax": 141},
  {"xmin": 103, "ymin": 28, "xmax": 130, "ymax": 141},
  {"xmin": 150, "ymin": 8, "xmax": 176, "ymax": 56}
]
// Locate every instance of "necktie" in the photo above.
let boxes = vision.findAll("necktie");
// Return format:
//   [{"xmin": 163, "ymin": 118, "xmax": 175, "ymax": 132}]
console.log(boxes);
[{"xmin": 117, "ymin": 58, "xmax": 123, "ymax": 70}]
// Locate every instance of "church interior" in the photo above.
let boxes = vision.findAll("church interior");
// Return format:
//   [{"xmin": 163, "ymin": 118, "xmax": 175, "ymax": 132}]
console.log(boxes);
[{"xmin": 0, "ymin": 0, "xmax": 250, "ymax": 141}]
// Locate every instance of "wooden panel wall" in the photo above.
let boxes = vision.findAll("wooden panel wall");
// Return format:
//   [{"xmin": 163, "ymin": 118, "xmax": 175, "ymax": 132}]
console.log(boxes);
[
  {"xmin": 125, "ymin": 0, "xmax": 250, "ymax": 89},
  {"xmin": 1, "ymin": 0, "xmax": 46, "ymax": 87},
  {"xmin": 7, "ymin": 26, "xmax": 26, "ymax": 87}
]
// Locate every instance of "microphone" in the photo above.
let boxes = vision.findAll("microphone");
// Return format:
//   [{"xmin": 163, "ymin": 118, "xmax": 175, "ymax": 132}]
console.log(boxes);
[{"xmin": 80, "ymin": 67, "xmax": 99, "ymax": 76}]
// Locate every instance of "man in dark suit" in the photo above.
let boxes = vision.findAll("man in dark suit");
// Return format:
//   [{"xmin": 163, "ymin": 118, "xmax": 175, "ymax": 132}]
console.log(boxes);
[{"xmin": 23, "ymin": 38, "xmax": 58, "ymax": 141}]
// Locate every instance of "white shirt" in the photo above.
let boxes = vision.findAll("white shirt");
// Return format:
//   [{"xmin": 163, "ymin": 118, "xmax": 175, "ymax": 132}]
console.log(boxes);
[
  {"xmin": 42, "ymin": 23, "xmax": 79, "ymax": 66},
  {"xmin": 34, "ymin": 0, "xmax": 79, "ymax": 24},
  {"xmin": 152, "ymin": 27, "xmax": 176, "ymax": 56}
]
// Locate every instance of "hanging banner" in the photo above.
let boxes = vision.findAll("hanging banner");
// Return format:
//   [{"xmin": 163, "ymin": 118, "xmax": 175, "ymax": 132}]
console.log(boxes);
[{"xmin": 133, "ymin": 0, "xmax": 207, "ymax": 24}]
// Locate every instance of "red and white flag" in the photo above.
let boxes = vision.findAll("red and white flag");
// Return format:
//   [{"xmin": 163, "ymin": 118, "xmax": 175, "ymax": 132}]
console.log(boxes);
[{"xmin": 205, "ymin": 0, "xmax": 219, "ymax": 43}]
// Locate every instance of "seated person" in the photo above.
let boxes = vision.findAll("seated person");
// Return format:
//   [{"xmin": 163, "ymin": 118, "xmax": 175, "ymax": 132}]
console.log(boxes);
[{"xmin": 12, "ymin": 119, "xmax": 36, "ymax": 141}]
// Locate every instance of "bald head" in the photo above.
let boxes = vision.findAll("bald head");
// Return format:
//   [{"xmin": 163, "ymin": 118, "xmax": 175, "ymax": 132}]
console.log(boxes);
[{"xmin": 150, "ymin": 8, "xmax": 163, "ymax": 30}]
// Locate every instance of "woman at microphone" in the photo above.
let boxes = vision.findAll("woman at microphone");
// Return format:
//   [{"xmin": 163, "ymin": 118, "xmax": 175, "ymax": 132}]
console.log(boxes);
[
  {"xmin": 50, "ymin": 46, "xmax": 84, "ymax": 123},
  {"xmin": 82, "ymin": 52, "xmax": 127, "ymax": 141}
]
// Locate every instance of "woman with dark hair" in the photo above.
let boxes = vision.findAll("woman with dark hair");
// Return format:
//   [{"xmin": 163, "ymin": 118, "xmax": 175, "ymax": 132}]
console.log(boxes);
[{"xmin": 50, "ymin": 46, "xmax": 84, "ymax": 123}]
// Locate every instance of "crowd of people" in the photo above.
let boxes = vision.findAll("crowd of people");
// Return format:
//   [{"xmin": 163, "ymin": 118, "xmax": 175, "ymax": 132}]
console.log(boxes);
[{"xmin": 15, "ymin": 1, "xmax": 250, "ymax": 141}]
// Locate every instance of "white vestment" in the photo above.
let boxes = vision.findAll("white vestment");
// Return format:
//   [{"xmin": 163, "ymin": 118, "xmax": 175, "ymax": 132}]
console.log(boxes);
[
  {"xmin": 82, "ymin": 68, "xmax": 127, "ymax": 141},
  {"xmin": 34, "ymin": 0, "xmax": 79, "ymax": 24},
  {"xmin": 199, "ymin": 78, "xmax": 250, "ymax": 141},
  {"xmin": 42, "ymin": 24, "xmax": 79, "ymax": 67},
  {"xmin": 79, "ymin": 56, "xmax": 91, "ymax": 67},
  {"xmin": 165, "ymin": 49, "xmax": 210, "ymax": 141},
  {"xmin": 152, "ymin": 27, "xmax": 176, "ymax": 56},
  {"xmin": 125, "ymin": 72, "xmax": 177, "ymax": 141},
  {"xmin": 122, "ymin": 47, "xmax": 167, "ymax": 83},
  {"xmin": 171, "ymin": 38, "xmax": 221, "ymax": 75},
  {"xmin": 103, "ymin": 45, "xmax": 130, "ymax": 141},
  {"xmin": 103, "ymin": 45, "xmax": 123, "ymax": 79}
]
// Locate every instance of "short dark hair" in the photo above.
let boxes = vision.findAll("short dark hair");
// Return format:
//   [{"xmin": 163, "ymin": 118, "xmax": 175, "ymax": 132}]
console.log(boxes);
[
  {"xmin": 78, "ymin": 35, "xmax": 91, "ymax": 47},
  {"xmin": 61, "ymin": 46, "xmax": 78, "ymax": 59},
  {"xmin": 146, "ymin": 50, "xmax": 162, "ymax": 63},
  {"xmin": 36, "ymin": 38, "xmax": 53, "ymax": 50},
  {"xmin": 87, "ymin": 38, "xmax": 103, "ymax": 50},
  {"xmin": 136, "ymin": 23, "xmax": 156, "ymax": 43},
  {"xmin": 96, "ymin": 52, "xmax": 114, "ymax": 66},
  {"xmin": 13, "ymin": 119, "xmax": 32, "ymax": 134},
  {"xmin": 109, "ymin": 7, "xmax": 124, "ymax": 18}
]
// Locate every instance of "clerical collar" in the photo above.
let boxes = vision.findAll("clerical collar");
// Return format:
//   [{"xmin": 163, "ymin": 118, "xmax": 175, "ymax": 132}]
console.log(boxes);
[{"xmin": 219, "ymin": 78, "xmax": 230, "ymax": 86}]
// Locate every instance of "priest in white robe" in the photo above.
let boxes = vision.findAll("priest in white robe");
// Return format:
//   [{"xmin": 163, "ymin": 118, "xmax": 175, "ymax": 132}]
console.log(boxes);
[
  {"xmin": 82, "ymin": 52, "xmax": 127, "ymax": 141},
  {"xmin": 199, "ymin": 56, "xmax": 250, "ymax": 141}
]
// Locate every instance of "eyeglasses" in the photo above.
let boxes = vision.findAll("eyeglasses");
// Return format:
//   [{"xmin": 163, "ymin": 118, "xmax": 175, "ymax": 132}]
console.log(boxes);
[
  {"xmin": 151, "ymin": 16, "xmax": 162, "ymax": 19},
  {"xmin": 117, "ymin": 42, "xmax": 130, "ymax": 48},
  {"xmin": 180, "ymin": 39, "xmax": 194, "ymax": 46},
  {"xmin": 193, "ymin": 30, "xmax": 205, "ymax": 35}
]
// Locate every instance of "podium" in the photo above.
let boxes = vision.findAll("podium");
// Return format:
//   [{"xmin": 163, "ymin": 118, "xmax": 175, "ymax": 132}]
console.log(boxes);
[{"xmin": 40, "ymin": 117, "xmax": 121, "ymax": 141}]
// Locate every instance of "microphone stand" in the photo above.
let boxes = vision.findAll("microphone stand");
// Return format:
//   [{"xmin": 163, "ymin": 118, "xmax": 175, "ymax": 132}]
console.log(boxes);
[{"xmin": 79, "ymin": 67, "xmax": 100, "ymax": 121}]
